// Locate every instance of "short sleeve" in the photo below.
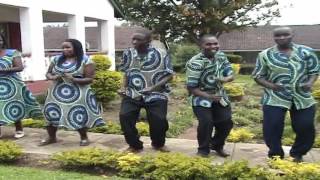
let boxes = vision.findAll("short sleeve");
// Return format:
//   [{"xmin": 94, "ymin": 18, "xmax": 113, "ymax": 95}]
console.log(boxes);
[
  {"xmin": 118, "ymin": 49, "xmax": 132, "ymax": 72},
  {"xmin": 221, "ymin": 58, "xmax": 233, "ymax": 77},
  {"xmin": 84, "ymin": 55, "xmax": 93, "ymax": 65},
  {"xmin": 306, "ymin": 49, "xmax": 320, "ymax": 75},
  {"xmin": 12, "ymin": 50, "xmax": 22, "ymax": 58},
  {"xmin": 252, "ymin": 52, "xmax": 268, "ymax": 79},
  {"xmin": 185, "ymin": 59, "xmax": 203, "ymax": 88},
  {"xmin": 50, "ymin": 55, "xmax": 59, "ymax": 65},
  {"xmin": 163, "ymin": 53, "xmax": 174, "ymax": 75}
]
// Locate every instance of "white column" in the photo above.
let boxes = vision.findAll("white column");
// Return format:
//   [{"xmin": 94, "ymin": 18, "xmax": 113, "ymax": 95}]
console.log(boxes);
[
  {"xmin": 19, "ymin": 7, "xmax": 46, "ymax": 81},
  {"xmin": 67, "ymin": 15, "xmax": 86, "ymax": 52},
  {"xmin": 98, "ymin": 19, "xmax": 115, "ymax": 70}
]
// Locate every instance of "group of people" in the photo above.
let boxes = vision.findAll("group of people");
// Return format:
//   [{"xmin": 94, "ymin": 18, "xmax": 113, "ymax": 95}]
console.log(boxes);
[
  {"xmin": 0, "ymin": 36, "xmax": 103, "ymax": 146},
  {"xmin": 0, "ymin": 26, "xmax": 318, "ymax": 162}
]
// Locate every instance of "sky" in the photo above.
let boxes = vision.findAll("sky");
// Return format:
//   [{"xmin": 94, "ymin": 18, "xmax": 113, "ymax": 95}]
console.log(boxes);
[{"xmin": 271, "ymin": 0, "xmax": 320, "ymax": 25}]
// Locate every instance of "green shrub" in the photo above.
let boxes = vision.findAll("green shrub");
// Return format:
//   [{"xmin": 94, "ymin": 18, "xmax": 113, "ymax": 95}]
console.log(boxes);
[
  {"xmin": 212, "ymin": 161, "xmax": 272, "ymax": 179},
  {"xmin": 53, "ymin": 148, "xmax": 276, "ymax": 179},
  {"xmin": 136, "ymin": 122, "xmax": 149, "ymax": 136},
  {"xmin": 314, "ymin": 136, "xmax": 320, "ymax": 148},
  {"xmin": 143, "ymin": 153, "xmax": 214, "ymax": 180},
  {"xmin": 224, "ymin": 83, "xmax": 245, "ymax": 97},
  {"xmin": 89, "ymin": 121, "xmax": 122, "ymax": 134},
  {"xmin": 22, "ymin": 118, "xmax": 46, "ymax": 128},
  {"xmin": 52, "ymin": 148, "xmax": 121, "ymax": 169},
  {"xmin": 231, "ymin": 63, "xmax": 241, "ymax": 75},
  {"xmin": 171, "ymin": 44, "xmax": 199, "ymax": 72},
  {"xmin": 225, "ymin": 54, "xmax": 243, "ymax": 64},
  {"xmin": 91, "ymin": 54, "xmax": 112, "ymax": 71},
  {"xmin": 0, "ymin": 141, "xmax": 23, "ymax": 162},
  {"xmin": 227, "ymin": 128, "xmax": 255, "ymax": 142},
  {"xmin": 269, "ymin": 157, "xmax": 320, "ymax": 179},
  {"xmin": 91, "ymin": 71, "xmax": 122, "ymax": 104}
]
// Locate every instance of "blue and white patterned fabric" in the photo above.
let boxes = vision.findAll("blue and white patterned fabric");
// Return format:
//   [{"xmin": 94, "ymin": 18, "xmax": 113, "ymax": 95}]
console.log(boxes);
[
  {"xmin": 0, "ymin": 49, "xmax": 42, "ymax": 125},
  {"xmin": 252, "ymin": 44, "xmax": 320, "ymax": 110},
  {"xmin": 186, "ymin": 51, "xmax": 233, "ymax": 108},
  {"xmin": 118, "ymin": 47, "xmax": 174, "ymax": 102},
  {"xmin": 43, "ymin": 55, "xmax": 104, "ymax": 130}
]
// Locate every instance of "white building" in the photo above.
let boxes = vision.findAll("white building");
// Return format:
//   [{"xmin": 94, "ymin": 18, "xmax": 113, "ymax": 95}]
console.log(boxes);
[{"xmin": 0, "ymin": 0, "xmax": 122, "ymax": 81}]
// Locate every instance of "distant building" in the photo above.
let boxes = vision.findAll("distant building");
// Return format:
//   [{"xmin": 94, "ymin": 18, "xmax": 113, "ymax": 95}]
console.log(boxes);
[{"xmin": 0, "ymin": 0, "xmax": 123, "ymax": 81}]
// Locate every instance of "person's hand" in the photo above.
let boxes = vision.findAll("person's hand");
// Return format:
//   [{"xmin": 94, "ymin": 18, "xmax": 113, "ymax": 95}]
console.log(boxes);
[
  {"xmin": 63, "ymin": 73, "xmax": 74, "ymax": 82},
  {"xmin": 117, "ymin": 88, "xmax": 126, "ymax": 96},
  {"xmin": 270, "ymin": 83, "xmax": 285, "ymax": 91},
  {"xmin": 47, "ymin": 74, "xmax": 62, "ymax": 81},
  {"xmin": 300, "ymin": 82, "xmax": 313, "ymax": 92},
  {"xmin": 217, "ymin": 77, "xmax": 230, "ymax": 83}
]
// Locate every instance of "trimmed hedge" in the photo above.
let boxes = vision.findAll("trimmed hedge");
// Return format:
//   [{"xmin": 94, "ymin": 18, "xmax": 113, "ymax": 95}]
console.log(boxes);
[
  {"xmin": 0, "ymin": 141, "xmax": 23, "ymax": 162},
  {"xmin": 52, "ymin": 148, "xmax": 320, "ymax": 179}
]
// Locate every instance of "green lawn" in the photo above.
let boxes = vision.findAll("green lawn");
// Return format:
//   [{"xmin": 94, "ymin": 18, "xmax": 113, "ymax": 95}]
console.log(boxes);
[{"xmin": 0, "ymin": 165, "xmax": 126, "ymax": 180}]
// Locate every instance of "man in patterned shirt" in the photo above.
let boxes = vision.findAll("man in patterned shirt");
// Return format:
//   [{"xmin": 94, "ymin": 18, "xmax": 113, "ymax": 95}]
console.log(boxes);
[
  {"xmin": 186, "ymin": 34, "xmax": 234, "ymax": 157},
  {"xmin": 118, "ymin": 30, "xmax": 174, "ymax": 152},
  {"xmin": 252, "ymin": 27, "xmax": 320, "ymax": 162}
]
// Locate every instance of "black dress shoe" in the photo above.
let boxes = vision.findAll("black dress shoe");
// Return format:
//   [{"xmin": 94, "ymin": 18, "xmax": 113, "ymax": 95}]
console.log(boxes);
[
  {"xmin": 197, "ymin": 151, "xmax": 209, "ymax": 158},
  {"xmin": 291, "ymin": 155, "xmax": 303, "ymax": 163},
  {"xmin": 211, "ymin": 147, "xmax": 230, "ymax": 157}
]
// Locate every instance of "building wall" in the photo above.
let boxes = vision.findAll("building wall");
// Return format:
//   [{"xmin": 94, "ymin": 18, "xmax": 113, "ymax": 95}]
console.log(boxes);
[{"xmin": 0, "ymin": 0, "xmax": 114, "ymax": 20}]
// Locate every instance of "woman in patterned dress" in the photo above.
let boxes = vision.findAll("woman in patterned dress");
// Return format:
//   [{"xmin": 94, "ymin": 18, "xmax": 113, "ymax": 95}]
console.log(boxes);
[
  {"xmin": 40, "ymin": 39, "xmax": 104, "ymax": 146},
  {"xmin": 0, "ymin": 34, "xmax": 42, "ymax": 138}
]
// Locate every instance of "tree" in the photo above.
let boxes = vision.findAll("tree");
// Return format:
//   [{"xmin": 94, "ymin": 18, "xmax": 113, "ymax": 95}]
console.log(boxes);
[{"xmin": 115, "ymin": 0, "xmax": 280, "ymax": 42}]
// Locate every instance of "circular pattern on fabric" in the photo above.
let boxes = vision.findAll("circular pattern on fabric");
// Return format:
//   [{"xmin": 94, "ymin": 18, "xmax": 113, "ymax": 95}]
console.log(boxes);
[
  {"xmin": 85, "ymin": 89, "xmax": 100, "ymax": 115},
  {"xmin": 200, "ymin": 69, "xmax": 218, "ymax": 87},
  {"xmin": 3, "ymin": 100, "xmax": 25, "ymax": 121},
  {"xmin": 53, "ymin": 83, "xmax": 80, "ymax": 103},
  {"xmin": 120, "ymin": 50, "xmax": 132, "ymax": 71},
  {"xmin": 67, "ymin": 105, "xmax": 89, "ymax": 129},
  {"xmin": 141, "ymin": 50, "xmax": 161, "ymax": 71},
  {"xmin": 22, "ymin": 86, "xmax": 38, "ymax": 106},
  {"xmin": 151, "ymin": 71, "xmax": 168, "ymax": 85},
  {"xmin": 128, "ymin": 70, "xmax": 147, "ymax": 91},
  {"xmin": 44, "ymin": 103, "xmax": 62, "ymax": 123},
  {"xmin": 91, "ymin": 118, "xmax": 105, "ymax": 128},
  {"xmin": 28, "ymin": 109, "xmax": 43, "ymax": 118},
  {"xmin": 0, "ymin": 78, "xmax": 17, "ymax": 100}
]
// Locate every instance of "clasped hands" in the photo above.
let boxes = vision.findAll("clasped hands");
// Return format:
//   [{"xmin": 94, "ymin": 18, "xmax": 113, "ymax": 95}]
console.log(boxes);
[{"xmin": 47, "ymin": 73, "xmax": 74, "ymax": 82}]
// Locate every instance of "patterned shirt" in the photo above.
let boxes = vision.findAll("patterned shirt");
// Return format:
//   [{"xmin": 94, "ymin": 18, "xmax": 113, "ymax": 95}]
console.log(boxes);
[
  {"xmin": 186, "ymin": 51, "xmax": 233, "ymax": 107},
  {"xmin": 118, "ymin": 47, "xmax": 174, "ymax": 102},
  {"xmin": 252, "ymin": 44, "xmax": 320, "ymax": 110}
]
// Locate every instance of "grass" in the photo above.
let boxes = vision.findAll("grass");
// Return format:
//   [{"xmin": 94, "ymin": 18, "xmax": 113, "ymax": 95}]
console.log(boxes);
[{"xmin": 0, "ymin": 165, "xmax": 126, "ymax": 180}]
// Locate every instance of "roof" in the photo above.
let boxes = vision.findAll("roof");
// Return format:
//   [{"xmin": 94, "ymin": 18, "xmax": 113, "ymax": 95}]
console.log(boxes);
[
  {"xmin": 218, "ymin": 25, "xmax": 320, "ymax": 51},
  {"xmin": 43, "ymin": 26, "xmax": 145, "ymax": 51},
  {"xmin": 43, "ymin": 25, "xmax": 320, "ymax": 52},
  {"xmin": 108, "ymin": 0, "xmax": 125, "ymax": 18}
]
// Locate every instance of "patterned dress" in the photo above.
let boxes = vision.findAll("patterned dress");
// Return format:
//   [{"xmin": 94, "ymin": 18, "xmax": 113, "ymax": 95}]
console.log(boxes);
[
  {"xmin": 252, "ymin": 44, "xmax": 320, "ymax": 110},
  {"xmin": 186, "ymin": 51, "xmax": 234, "ymax": 107},
  {"xmin": 43, "ymin": 55, "xmax": 104, "ymax": 130},
  {"xmin": 0, "ymin": 49, "xmax": 42, "ymax": 125}
]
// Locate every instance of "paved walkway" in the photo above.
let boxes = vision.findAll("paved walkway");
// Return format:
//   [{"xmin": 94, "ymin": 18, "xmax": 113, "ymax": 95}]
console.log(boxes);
[{"xmin": 1, "ymin": 127, "xmax": 319, "ymax": 166}]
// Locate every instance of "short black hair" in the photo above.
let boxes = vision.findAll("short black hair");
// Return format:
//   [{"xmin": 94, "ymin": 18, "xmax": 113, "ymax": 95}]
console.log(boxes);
[
  {"xmin": 58, "ymin": 39, "xmax": 84, "ymax": 69},
  {"xmin": 199, "ymin": 34, "xmax": 217, "ymax": 44},
  {"xmin": 134, "ymin": 29, "xmax": 152, "ymax": 42}
]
